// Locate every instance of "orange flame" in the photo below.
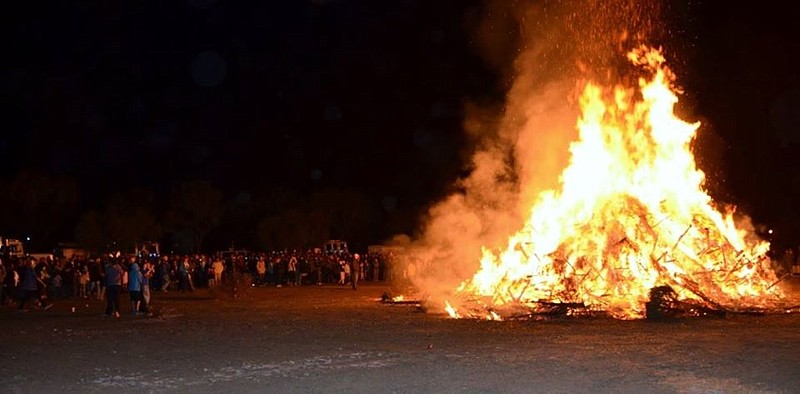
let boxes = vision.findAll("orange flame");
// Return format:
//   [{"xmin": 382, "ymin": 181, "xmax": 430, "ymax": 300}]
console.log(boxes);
[{"xmin": 447, "ymin": 46, "xmax": 785, "ymax": 320}]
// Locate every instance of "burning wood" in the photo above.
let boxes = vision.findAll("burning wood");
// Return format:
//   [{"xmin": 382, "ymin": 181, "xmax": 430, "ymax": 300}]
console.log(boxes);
[
  {"xmin": 440, "ymin": 282, "xmax": 798, "ymax": 321},
  {"xmin": 438, "ymin": 47, "xmax": 796, "ymax": 321},
  {"xmin": 380, "ymin": 292, "xmax": 421, "ymax": 305},
  {"xmin": 645, "ymin": 285, "xmax": 724, "ymax": 320}
]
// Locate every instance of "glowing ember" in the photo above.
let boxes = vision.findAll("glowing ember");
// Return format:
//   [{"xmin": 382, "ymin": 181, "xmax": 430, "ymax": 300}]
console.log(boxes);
[
  {"xmin": 444, "ymin": 301, "xmax": 460, "ymax": 319},
  {"xmin": 487, "ymin": 311, "xmax": 502, "ymax": 321},
  {"xmin": 446, "ymin": 46, "xmax": 786, "ymax": 320}
]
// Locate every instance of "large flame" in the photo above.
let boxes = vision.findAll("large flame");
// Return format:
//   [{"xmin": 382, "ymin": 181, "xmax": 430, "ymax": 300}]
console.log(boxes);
[{"xmin": 446, "ymin": 46, "xmax": 784, "ymax": 320}]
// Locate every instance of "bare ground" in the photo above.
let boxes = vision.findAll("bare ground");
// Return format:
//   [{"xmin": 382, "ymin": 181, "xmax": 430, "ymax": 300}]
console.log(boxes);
[{"xmin": 1, "ymin": 282, "xmax": 800, "ymax": 394}]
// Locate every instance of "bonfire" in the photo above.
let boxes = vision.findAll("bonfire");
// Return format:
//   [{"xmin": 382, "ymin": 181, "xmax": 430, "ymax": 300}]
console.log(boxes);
[{"xmin": 443, "ymin": 46, "xmax": 794, "ymax": 320}]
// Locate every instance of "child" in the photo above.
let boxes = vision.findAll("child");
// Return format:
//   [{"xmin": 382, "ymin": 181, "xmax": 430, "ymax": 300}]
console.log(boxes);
[{"xmin": 79, "ymin": 266, "xmax": 90, "ymax": 299}]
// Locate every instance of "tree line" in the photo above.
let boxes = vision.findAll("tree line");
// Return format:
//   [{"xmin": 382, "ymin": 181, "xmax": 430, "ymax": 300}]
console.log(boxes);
[{"xmin": 0, "ymin": 171, "xmax": 415, "ymax": 254}]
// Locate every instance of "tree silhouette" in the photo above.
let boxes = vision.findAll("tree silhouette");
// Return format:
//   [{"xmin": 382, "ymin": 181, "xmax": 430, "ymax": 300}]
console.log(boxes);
[
  {"xmin": 257, "ymin": 207, "xmax": 332, "ymax": 251},
  {"xmin": 74, "ymin": 210, "xmax": 107, "ymax": 252},
  {"xmin": 255, "ymin": 188, "xmax": 380, "ymax": 251},
  {"xmin": 166, "ymin": 180, "xmax": 223, "ymax": 253},
  {"xmin": 0, "ymin": 171, "xmax": 78, "ymax": 248},
  {"xmin": 74, "ymin": 188, "xmax": 162, "ymax": 253}
]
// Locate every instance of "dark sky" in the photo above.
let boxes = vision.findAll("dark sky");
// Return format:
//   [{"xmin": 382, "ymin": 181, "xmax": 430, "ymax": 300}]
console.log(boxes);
[
  {"xmin": 683, "ymin": 3, "xmax": 800, "ymax": 244},
  {"xmin": 4, "ymin": 1, "xmax": 491, "ymax": 204},
  {"xmin": 3, "ymin": 1, "xmax": 800, "ymax": 244}
]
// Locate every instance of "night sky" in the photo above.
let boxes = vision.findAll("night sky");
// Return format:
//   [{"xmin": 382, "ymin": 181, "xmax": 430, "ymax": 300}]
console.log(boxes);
[
  {"xmin": 3, "ymin": 1, "xmax": 800, "ymax": 250},
  {"xmin": 5, "ymin": 1, "xmax": 488, "ymax": 201}
]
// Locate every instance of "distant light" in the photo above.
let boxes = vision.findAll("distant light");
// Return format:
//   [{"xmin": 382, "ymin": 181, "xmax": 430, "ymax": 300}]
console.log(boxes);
[
  {"xmin": 768, "ymin": 229, "xmax": 774, "ymax": 235},
  {"xmin": 25, "ymin": 236, "xmax": 30, "ymax": 241}
]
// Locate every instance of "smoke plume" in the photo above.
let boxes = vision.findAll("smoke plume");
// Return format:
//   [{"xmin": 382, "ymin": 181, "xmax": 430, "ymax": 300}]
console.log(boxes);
[{"xmin": 396, "ymin": 0, "xmax": 665, "ymax": 305}]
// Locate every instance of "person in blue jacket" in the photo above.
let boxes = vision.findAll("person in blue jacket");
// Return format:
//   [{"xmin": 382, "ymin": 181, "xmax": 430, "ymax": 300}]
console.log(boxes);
[
  {"xmin": 127, "ymin": 257, "xmax": 143, "ymax": 315},
  {"xmin": 18, "ymin": 258, "xmax": 51, "ymax": 311}
]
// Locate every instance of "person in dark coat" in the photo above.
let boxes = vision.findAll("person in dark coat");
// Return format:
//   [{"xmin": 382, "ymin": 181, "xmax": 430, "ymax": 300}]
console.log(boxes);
[
  {"xmin": 18, "ymin": 258, "xmax": 51, "ymax": 311},
  {"xmin": 104, "ymin": 258, "xmax": 124, "ymax": 318},
  {"xmin": 350, "ymin": 254, "xmax": 360, "ymax": 290}
]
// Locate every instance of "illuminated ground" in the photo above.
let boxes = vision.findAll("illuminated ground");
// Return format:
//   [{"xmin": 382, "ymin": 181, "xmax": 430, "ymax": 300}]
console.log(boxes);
[{"xmin": 1, "ymin": 282, "xmax": 799, "ymax": 393}]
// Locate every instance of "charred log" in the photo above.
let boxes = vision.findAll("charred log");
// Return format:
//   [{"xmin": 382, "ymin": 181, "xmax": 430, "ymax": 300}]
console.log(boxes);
[
  {"xmin": 380, "ymin": 292, "xmax": 421, "ymax": 305},
  {"xmin": 645, "ymin": 285, "xmax": 725, "ymax": 320}
]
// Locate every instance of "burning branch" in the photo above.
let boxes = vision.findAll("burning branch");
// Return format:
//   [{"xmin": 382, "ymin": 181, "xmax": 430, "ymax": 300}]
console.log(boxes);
[
  {"xmin": 671, "ymin": 225, "xmax": 693, "ymax": 253},
  {"xmin": 511, "ymin": 277, "xmax": 531, "ymax": 303},
  {"xmin": 676, "ymin": 274, "xmax": 724, "ymax": 311}
]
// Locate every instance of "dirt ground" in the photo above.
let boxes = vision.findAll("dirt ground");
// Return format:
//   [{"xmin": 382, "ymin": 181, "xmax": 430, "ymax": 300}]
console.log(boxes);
[{"xmin": 1, "ymin": 281, "xmax": 800, "ymax": 394}]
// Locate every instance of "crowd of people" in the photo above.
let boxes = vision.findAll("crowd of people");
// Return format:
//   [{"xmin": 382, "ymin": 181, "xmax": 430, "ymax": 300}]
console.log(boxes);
[{"xmin": 0, "ymin": 248, "xmax": 401, "ymax": 316}]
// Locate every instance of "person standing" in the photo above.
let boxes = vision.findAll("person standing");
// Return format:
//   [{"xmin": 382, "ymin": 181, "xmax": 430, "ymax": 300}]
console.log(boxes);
[
  {"xmin": 211, "ymin": 255, "xmax": 224, "ymax": 287},
  {"xmin": 18, "ymin": 258, "xmax": 52, "ymax": 311},
  {"xmin": 0, "ymin": 260, "xmax": 7, "ymax": 305},
  {"xmin": 177, "ymin": 256, "xmax": 194, "ymax": 291},
  {"xmin": 104, "ymin": 258, "xmax": 123, "ymax": 318},
  {"xmin": 349, "ymin": 254, "xmax": 360, "ymax": 290},
  {"xmin": 140, "ymin": 259, "xmax": 154, "ymax": 315},
  {"xmin": 159, "ymin": 256, "xmax": 171, "ymax": 292},
  {"xmin": 127, "ymin": 257, "xmax": 143, "ymax": 315},
  {"xmin": 78, "ymin": 266, "xmax": 90, "ymax": 299},
  {"xmin": 255, "ymin": 256, "xmax": 266, "ymax": 286},
  {"xmin": 372, "ymin": 254, "xmax": 381, "ymax": 281},
  {"xmin": 266, "ymin": 256, "xmax": 275, "ymax": 286},
  {"xmin": 89, "ymin": 259, "xmax": 104, "ymax": 300},
  {"xmin": 338, "ymin": 258, "xmax": 347, "ymax": 285},
  {"xmin": 311, "ymin": 253, "xmax": 322, "ymax": 285},
  {"xmin": 1, "ymin": 259, "xmax": 16, "ymax": 306},
  {"xmin": 287, "ymin": 254, "xmax": 298, "ymax": 286}
]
